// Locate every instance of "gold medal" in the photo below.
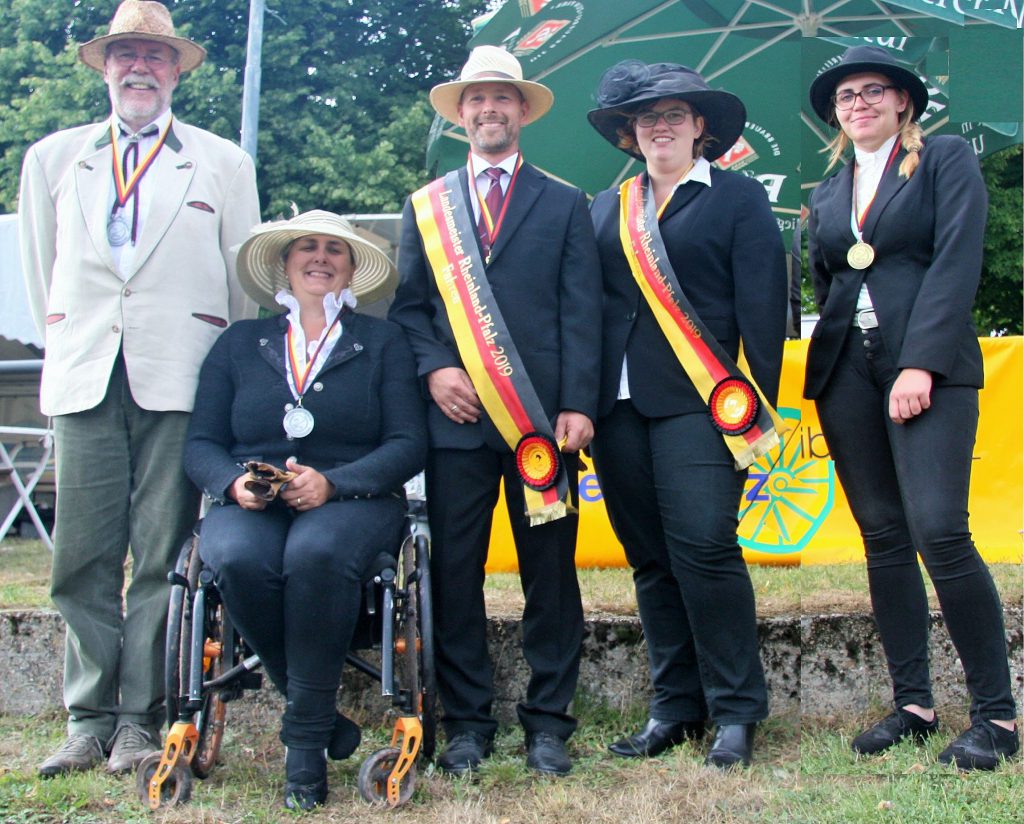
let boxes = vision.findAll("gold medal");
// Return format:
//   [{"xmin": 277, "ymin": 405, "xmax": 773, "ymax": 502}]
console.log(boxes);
[{"xmin": 847, "ymin": 241, "xmax": 875, "ymax": 270}]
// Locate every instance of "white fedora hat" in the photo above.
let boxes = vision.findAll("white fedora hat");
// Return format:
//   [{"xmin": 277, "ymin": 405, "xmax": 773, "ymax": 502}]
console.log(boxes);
[
  {"xmin": 236, "ymin": 211, "xmax": 398, "ymax": 312},
  {"xmin": 429, "ymin": 45, "xmax": 554, "ymax": 126}
]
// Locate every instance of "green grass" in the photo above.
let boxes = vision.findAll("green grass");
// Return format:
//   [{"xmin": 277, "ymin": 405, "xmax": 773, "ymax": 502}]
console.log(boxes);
[{"xmin": 2, "ymin": 702, "xmax": 1023, "ymax": 824}]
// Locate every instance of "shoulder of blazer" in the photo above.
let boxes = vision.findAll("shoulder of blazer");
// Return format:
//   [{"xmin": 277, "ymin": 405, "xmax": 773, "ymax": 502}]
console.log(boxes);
[
  {"xmin": 28, "ymin": 121, "xmax": 108, "ymax": 163},
  {"xmin": 918, "ymin": 133, "xmax": 976, "ymax": 169}
]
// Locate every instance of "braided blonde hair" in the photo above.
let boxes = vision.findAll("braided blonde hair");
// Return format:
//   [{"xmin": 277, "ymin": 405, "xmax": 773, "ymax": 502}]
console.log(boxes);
[{"xmin": 822, "ymin": 97, "xmax": 923, "ymax": 178}]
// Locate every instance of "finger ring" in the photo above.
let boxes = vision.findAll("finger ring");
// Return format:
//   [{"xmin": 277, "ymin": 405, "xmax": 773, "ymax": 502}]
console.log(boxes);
[
  {"xmin": 297, "ymin": 497, "xmax": 302, "ymax": 505},
  {"xmin": 450, "ymin": 404, "xmax": 459, "ymax": 413}
]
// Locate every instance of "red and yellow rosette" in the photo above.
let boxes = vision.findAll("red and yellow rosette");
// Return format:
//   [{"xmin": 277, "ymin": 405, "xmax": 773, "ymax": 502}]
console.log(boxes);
[
  {"xmin": 709, "ymin": 377, "xmax": 759, "ymax": 435},
  {"xmin": 515, "ymin": 433, "xmax": 563, "ymax": 491}
]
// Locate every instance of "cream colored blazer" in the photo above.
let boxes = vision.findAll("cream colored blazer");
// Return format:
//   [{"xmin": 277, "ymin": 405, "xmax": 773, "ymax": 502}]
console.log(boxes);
[{"xmin": 18, "ymin": 118, "xmax": 260, "ymax": 416}]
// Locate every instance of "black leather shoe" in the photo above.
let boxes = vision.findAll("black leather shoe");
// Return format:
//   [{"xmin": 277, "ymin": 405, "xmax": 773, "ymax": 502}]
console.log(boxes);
[
  {"xmin": 851, "ymin": 708, "xmax": 939, "ymax": 755},
  {"xmin": 938, "ymin": 719, "xmax": 1019, "ymax": 771},
  {"xmin": 327, "ymin": 712, "xmax": 361, "ymax": 760},
  {"xmin": 705, "ymin": 724, "xmax": 755, "ymax": 768},
  {"xmin": 526, "ymin": 732, "xmax": 571, "ymax": 776},
  {"xmin": 609, "ymin": 718, "xmax": 706, "ymax": 758},
  {"xmin": 437, "ymin": 731, "xmax": 493, "ymax": 775},
  {"xmin": 283, "ymin": 747, "xmax": 327, "ymax": 810}
]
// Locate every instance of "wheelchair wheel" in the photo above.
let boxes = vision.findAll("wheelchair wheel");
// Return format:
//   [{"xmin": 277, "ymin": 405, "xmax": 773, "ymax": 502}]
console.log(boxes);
[
  {"xmin": 414, "ymin": 531, "xmax": 437, "ymax": 760},
  {"xmin": 357, "ymin": 747, "xmax": 416, "ymax": 806},
  {"xmin": 135, "ymin": 751, "xmax": 193, "ymax": 808},
  {"xmin": 165, "ymin": 530, "xmax": 200, "ymax": 728},
  {"xmin": 190, "ymin": 611, "xmax": 232, "ymax": 779}
]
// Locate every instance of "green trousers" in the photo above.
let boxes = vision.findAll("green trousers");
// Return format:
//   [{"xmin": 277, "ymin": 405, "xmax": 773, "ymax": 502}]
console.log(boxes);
[{"xmin": 50, "ymin": 358, "xmax": 197, "ymax": 740}]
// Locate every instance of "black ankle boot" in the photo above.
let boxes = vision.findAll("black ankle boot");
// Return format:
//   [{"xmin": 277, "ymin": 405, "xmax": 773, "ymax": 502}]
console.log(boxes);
[{"xmin": 284, "ymin": 747, "xmax": 327, "ymax": 811}]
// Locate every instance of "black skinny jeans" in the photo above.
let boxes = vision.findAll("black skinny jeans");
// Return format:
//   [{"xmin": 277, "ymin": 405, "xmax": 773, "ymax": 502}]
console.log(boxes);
[{"xmin": 816, "ymin": 326, "xmax": 1016, "ymax": 720}]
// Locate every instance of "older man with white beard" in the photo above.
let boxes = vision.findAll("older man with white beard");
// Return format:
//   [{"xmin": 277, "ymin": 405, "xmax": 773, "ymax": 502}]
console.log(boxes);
[{"xmin": 18, "ymin": 1, "xmax": 259, "ymax": 777}]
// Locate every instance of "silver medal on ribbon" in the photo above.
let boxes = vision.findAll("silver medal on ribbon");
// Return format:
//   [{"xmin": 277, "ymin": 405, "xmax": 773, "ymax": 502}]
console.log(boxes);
[
  {"xmin": 107, "ymin": 215, "xmax": 130, "ymax": 247},
  {"xmin": 283, "ymin": 405, "xmax": 315, "ymax": 438}
]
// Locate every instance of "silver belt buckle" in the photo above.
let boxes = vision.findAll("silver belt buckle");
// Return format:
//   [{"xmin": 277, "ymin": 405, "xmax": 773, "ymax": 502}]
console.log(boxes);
[{"xmin": 855, "ymin": 309, "xmax": 878, "ymax": 330}]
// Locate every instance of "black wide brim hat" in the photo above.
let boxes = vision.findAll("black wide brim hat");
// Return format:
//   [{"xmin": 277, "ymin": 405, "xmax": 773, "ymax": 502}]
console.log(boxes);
[
  {"xmin": 809, "ymin": 45, "xmax": 929, "ymax": 125},
  {"xmin": 587, "ymin": 60, "xmax": 746, "ymax": 162}
]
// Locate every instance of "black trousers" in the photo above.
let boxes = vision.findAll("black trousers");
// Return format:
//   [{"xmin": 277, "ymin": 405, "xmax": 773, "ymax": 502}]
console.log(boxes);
[
  {"xmin": 426, "ymin": 446, "xmax": 583, "ymax": 742},
  {"xmin": 816, "ymin": 326, "xmax": 1016, "ymax": 720},
  {"xmin": 199, "ymin": 496, "xmax": 406, "ymax": 748},
  {"xmin": 590, "ymin": 401, "xmax": 768, "ymax": 725}
]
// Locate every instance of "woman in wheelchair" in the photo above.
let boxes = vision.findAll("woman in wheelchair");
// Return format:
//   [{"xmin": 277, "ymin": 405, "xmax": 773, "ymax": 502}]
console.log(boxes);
[{"xmin": 183, "ymin": 210, "xmax": 426, "ymax": 810}]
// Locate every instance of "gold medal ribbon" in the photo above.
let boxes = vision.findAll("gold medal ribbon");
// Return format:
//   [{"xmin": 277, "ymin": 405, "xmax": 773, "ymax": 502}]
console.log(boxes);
[
  {"xmin": 110, "ymin": 118, "xmax": 172, "ymax": 208},
  {"xmin": 618, "ymin": 173, "xmax": 786, "ymax": 469},
  {"xmin": 412, "ymin": 172, "xmax": 572, "ymax": 525},
  {"xmin": 853, "ymin": 137, "xmax": 901, "ymax": 231},
  {"xmin": 285, "ymin": 310, "xmax": 344, "ymax": 401}
]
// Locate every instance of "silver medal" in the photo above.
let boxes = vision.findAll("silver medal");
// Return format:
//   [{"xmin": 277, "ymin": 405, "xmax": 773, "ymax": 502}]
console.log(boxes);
[
  {"xmin": 107, "ymin": 215, "xmax": 130, "ymax": 247},
  {"xmin": 283, "ymin": 405, "xmax": 314, "ymax": 438}
]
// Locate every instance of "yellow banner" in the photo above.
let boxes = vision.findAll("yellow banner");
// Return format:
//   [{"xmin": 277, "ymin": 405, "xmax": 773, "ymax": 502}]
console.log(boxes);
[{"xmin": 485, "ymin": 337, "xmax": 1023, "ymax": 569}]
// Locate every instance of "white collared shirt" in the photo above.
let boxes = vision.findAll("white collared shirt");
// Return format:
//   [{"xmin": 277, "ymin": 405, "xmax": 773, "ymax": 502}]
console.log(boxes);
[
  {"xmin": 618, "ymin": 157, "xmax": 713, "ymax": 400},
  {"xmin": 109, "ymin": 108, "xmax": 173, "ymax": 276},
  {"xmin": 851, "ymin": 134, "xmax": 898, "ymax": 314},
  {"xmin": 468, "ymin": 152, "xmax": 519, "ymax": 222},
  {"xmin": 275, "ymin": 289, "xmax": 356, "ymax": 398}
]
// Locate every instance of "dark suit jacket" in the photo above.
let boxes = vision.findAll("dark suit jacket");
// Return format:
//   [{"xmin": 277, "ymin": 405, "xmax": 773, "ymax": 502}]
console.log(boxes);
[
  {"xmin": 590, "ymin": 168, "xmax": 787, "ymax": 420},
  {"xmin": 184, "ymin": 309, "xmax": 427, "ymax": 502},
  {"xmin": 388, "ymin": 162, "xmax": 602, "ymax": 451},
  {"xmin": 804, "ymin": 135, "xmax": 986, "ymax": 399}
]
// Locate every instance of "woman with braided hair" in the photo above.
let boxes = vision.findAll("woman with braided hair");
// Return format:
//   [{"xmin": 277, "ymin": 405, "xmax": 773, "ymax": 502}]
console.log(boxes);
[{"xmin": 804, "ymin": 45, "xmax": 1018, "ymax": 770}]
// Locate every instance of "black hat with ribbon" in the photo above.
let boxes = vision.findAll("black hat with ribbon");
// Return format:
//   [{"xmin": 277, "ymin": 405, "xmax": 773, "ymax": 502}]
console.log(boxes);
[
  {"xmin": 587, "ymin": 60, "xmax": 746, "ymax": 162},
  {"xmin": 809, "ymin": 45, "xmax": 929, "ymax": 125}
]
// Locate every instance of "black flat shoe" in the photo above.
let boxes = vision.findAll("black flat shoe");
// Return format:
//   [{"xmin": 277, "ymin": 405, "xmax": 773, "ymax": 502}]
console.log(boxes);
[
  {"xmin": 283, "ymin": 747, "xmax": 327, "ymax": 810},
  {"xmin": 327, "ymin": 712, "xmax": 361, "ymax": 760},
  {"xmin": 705, "ymin": 723, "xmax": 755, "ymax": 768},
  {"xmin": 938, "ymin": 719, "xmax": 1019, "ymax": 771},
  {"xmin": 851, "ymin": 708, "xmax": 938, "ymax": 755},
  {"xmin": 436, "ymin": 731, "xmax": 493, "ymax": 776},
  {"xmin": 608, "ymin": 718, "xmax": 706, "ymax": 758},
  {"xmin": 526, "ymin": 732, "xmax": 571, "ymax": 776}
]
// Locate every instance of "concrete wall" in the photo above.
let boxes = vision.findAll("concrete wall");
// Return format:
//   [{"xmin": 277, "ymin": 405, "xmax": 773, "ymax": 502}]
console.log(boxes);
[{"xmin": 2, "ymin": 608, "xmax": 1020, "ymax": 726}]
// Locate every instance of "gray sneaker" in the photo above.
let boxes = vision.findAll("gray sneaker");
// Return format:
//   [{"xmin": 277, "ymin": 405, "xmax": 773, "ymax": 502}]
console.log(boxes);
[
  {"xmin": 38, "ymin": 733, "xmax": 105, "ymax": 778},
  {"xmin": 106, "ymin": 723, "xmax": 160, "ymax": 774}
]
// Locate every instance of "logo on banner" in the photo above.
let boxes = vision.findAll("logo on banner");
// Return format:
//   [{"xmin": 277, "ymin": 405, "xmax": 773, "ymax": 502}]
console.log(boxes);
[
  {"xmin": 508, "ymin": 1, "xmax": 583, "ymax": 61},
  {"xmin": 715, "ymin": 135, "xmax": 759, "ymax": 171},
  {"xmin": 716, "ymin": 120, "xmax": 787, "ymax": 206}
]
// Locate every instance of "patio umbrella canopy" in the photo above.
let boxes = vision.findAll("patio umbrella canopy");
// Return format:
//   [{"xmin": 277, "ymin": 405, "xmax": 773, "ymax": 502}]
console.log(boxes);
[{"xmin": 427, "ymin": 0, "xmax": 1022, "ymax": 246}]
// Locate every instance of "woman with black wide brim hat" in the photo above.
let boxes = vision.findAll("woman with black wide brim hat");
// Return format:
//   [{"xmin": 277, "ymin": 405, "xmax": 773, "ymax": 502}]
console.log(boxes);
[
  {"xmin": 586, "ymin": 61, "xmax": 788, "ymax": 768},
  {"xmin": 804, "ymin": 45, "xmax": 1018, "ymax": 770}
]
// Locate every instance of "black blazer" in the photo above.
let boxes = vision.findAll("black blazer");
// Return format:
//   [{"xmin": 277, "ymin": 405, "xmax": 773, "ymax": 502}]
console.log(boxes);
[
  {"xmin": 590, "ymin": 168, "xmax": 787, "ymax": 419},
  {"xmin": 184, "ymin": 309, "xmax": 427, "ymax": 503},
  {"xmin": 388, "ymin": 162, "xmax": 603, "ymax": 451},
  {"xmin": 804, "ymin": 135, "xmax": 986, "ymax": 400}
]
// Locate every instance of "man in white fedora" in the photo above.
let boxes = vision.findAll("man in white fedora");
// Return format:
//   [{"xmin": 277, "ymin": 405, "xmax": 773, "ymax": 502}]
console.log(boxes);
[
  {"xmin": 389, "ymin": 45, "xmax": 601, "ymax": 776},
  {"xmin": 18, "ymin": 0, "xmax": 259, "ymax": 777}
]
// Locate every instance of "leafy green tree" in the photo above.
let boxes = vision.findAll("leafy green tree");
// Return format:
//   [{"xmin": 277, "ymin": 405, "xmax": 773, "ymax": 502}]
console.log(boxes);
[{"xmin": 977, "ymin": 145, "xmax": 1022, "ymax": 336}]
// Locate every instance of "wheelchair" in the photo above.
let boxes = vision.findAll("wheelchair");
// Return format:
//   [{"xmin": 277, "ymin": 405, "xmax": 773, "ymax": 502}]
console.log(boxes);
[{"xmin": 135, "ymin": 487, "xmax": 435, "ymax": 809}]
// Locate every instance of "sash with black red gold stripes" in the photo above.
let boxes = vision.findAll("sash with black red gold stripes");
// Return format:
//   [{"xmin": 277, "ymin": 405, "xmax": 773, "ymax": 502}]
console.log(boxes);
[
  {"xmin": 619, "ymin": 173, "xmax": 784, "ymax": 469},
  {"xmin": 411, "ymin": 170, "xmax": 572, "ymax": 525}
]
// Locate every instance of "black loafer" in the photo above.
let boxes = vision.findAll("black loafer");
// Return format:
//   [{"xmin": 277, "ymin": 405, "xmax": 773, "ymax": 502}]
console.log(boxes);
[
  {"xmin": 327, "ymin": 712, "xmax": 361, "ymax": 760},
  {"xmin": 437, "ymin": 731, "xmax": 493, "ymax": 775},
  {"xmin": 938, "ymin": 719, "xmax": 1019, "ymax": 771},
  {"xmin": 283, "ymin": 747, "xmax": 327, "ymax": 810},
  {"xmin": 705, "ymin": 723, "xmax": 755, "ymax": 768},
  {"xmin": 526, "ymin": 731, "xmax": 571, "ymax": 776},
  {"xmin": 851, "ymin": 708, "xmax": 939, "ymax": 755},
  {"xmin": 609, "ymin": 718, "xmax": 706, "ymax": 758}
]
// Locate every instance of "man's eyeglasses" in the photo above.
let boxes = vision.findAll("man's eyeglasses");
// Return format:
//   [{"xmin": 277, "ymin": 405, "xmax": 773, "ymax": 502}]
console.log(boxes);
[
  {"xmin": 832, "ymin": 84, "xmax": 897, "ymax": 110},
  {"xmin": 110, "ymin": 52, "xmax": 173, "ymax": 69},
  {"xmin": 634, "ymin": 109, "xmax": 693, "ymax": 128}
]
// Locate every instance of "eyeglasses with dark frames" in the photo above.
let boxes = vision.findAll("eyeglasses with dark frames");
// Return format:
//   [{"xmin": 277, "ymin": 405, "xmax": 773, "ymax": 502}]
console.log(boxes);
[{"xmin": 832, "ymin": 84, "xmax": 897, "ymax": 110}]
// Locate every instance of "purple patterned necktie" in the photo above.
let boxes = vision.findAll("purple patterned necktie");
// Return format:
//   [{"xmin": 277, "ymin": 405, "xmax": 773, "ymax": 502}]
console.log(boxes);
[{"xmin": 477, "ymin": 167, "xmax": 505, "ymax": 257}]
